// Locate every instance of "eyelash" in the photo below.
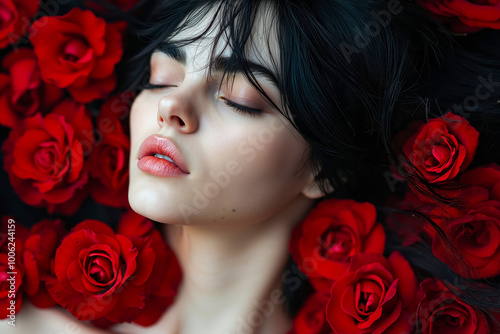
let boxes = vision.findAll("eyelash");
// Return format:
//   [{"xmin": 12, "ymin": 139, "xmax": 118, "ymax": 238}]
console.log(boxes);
[
  {"xmin": 142, "ymin": 82, "xmax": 262, "ymax": 116},
  {"xmin": 142, "ymin": 83, "xmax": 176, "ymax": 90},
  {"xmin": 220, "ymin": 97, "xmax": 262, "ymax": 116}
]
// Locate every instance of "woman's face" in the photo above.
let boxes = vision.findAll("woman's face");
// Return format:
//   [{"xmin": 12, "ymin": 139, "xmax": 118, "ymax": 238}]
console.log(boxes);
[{"xmin": 128, "ymin": 8, "xmax": 320, "ymax": 226}]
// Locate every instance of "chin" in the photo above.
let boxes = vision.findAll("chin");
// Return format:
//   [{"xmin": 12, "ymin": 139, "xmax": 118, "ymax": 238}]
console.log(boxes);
[{"xmin": 128, "ymin": 182, "xmax": 177, "ymax": 223}]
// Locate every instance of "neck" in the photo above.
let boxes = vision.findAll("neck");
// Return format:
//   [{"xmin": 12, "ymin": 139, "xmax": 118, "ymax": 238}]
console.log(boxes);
[{"xmin": 163, "ymin": 196, "xmax": 314, "ymax": 334}]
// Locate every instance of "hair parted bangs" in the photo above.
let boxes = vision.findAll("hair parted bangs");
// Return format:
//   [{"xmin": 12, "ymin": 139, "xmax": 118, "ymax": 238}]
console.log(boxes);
[{"xmin": 129, "ymin": 1, "xmax": 282, "ymax": 111}]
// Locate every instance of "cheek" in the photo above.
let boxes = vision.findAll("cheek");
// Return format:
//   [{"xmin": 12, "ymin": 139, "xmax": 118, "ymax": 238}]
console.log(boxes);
[
  {"xmin": 201, "ymin": 117, "xmax": 309, "ymax": 220},
  {"xmin": 129, "ymin": 93, "xmax": 157, "ymax": 149},
  {"xmin": 208, "ymin": 117, "xmax": 304, "ymax": 180},
  {"xmin": 245, "ymin": 127, "xmax": 305, "ymax": 180},
  {"xmin": 247, "ymin": 118, "xmax": 304, "ymax": 174}
]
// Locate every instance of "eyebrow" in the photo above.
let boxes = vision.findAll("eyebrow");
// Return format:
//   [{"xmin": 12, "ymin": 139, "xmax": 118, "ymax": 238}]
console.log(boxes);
[
  {"xmin": 154, "ymin": 42, "xmax": 279, "ymax": 88},
  {"xmin": 154, "ymin": 42, "xmax": 187, "ymax": 65},
  {"xmin": 212, "ymin": 56, "xmax": 279, "ymax": 89}
]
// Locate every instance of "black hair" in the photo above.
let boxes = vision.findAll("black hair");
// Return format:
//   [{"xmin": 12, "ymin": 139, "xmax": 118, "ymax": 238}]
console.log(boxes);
[{"xmin": 116, "ymin": 0, "xmax": 500, "ymax": 321}]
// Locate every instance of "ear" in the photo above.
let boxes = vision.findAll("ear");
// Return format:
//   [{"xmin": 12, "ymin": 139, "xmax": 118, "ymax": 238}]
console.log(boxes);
[{"xmin": 301, "ymin": 173, "xmax": 334, "ymax": 199}]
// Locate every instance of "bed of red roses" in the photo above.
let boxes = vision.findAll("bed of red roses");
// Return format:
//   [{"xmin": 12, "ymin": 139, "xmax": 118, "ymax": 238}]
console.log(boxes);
[{"xmin": 1, "ymin": 1, "xmax": 500, "ymax": 333}]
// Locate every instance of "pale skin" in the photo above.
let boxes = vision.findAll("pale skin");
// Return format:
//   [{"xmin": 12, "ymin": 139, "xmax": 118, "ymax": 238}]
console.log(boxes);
[{"xmin": 1, "ymin": 6, "xmax": 326, "ymax": 334}]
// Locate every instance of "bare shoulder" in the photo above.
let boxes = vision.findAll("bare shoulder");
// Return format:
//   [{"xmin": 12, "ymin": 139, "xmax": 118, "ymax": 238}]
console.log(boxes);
[{"xmin": 0, "ymin": 302, "xmax": 109, "ymax": 334}]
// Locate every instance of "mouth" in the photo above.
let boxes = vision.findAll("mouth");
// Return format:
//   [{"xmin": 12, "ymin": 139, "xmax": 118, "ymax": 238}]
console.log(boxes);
[{"xmin": 137, "ymin": 135, "xmax": 189, "ymax": 176}]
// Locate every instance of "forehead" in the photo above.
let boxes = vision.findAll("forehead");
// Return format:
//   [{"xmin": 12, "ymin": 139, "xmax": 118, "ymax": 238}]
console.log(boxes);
[{"xmin": 166, "ymin": 3, "xmax": 280, "ymax": 74}]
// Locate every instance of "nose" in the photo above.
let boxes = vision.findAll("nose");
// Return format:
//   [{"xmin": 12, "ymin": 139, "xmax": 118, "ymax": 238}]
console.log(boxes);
[{"xmin": 157, "ymin": 94, "xmax": 199, "ymax": 133}]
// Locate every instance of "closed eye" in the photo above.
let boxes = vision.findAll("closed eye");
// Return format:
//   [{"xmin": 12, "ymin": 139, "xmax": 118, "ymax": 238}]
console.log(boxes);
[
  {"xmin": 220, "ymin": 97, "xmax": 262, "ymax": 116},
  {"xmin": 142, "ymin": 83, "xmax": 177, "ymax": 90}
]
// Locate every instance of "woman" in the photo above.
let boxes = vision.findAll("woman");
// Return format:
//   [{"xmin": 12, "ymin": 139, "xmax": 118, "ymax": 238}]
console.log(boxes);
[{"xmin": 4, "ymin": 0, "xmax": 500, "ymax": 333}]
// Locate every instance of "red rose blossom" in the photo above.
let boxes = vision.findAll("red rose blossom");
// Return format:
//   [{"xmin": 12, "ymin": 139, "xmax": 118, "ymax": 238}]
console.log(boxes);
[
  {"xmin": 290, "ymin": 199, "xmax": 385, "ymax": 293},
  {"xmin": 22, "ymin": 219, "xmax": 66, "ymax": 308},
  {"xmin": 116, "ymin": 210, "xmax": 182, "ymax": 326},
  {"xmin": 326, "ymin": 252, "xmax": 419, "ymax": 334},
  {"xmin": 0, "ymin": 0, "xmax": 39, "ymax": 48},
  {"xmin": 46, "ymin": 214, "xmax": 181, "ymax": 325},
  {"xmin": 417, "ymin": 278, "xmax": 491, "ymax": 334},
  {"xmin": 89, "ymin": 94, "xmax": 132, "ymax": 208},
  {"xmin": 292, "ymin": 292, "xmax": 333, "ymax": 334},
  {"xmin": 393, "ymin": 112, "xmax": 479, "ymax": 184},
  {"xmin": 429, "ymin": 164, "xmax": 500, "ymax": 278},
  {"xmin": 0, "ymin": 48, "xmax": 63, "ymax": 128},
  {"xmin": 29, "ymin": 8, "xmax": 124, "ymax": 102},
  {"xmin": 2, "ymin": 100, "xmax": 93, "ymax": 214},
  {"xmin": 417, "ymin": 0, "xmax": 500, "ymax": 33}
]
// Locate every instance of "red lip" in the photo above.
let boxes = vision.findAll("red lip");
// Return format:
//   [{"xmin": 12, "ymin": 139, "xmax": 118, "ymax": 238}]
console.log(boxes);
[{"xmin": 137, "ymin": 135, "xmax": 189, "ymax": 176}]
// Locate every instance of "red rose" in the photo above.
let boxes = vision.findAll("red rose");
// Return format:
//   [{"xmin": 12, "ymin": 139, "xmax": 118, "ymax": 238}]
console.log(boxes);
[
  {"xmin": 116, "ymin": 210, "xmax": 182, "ymax": 326},
  {"xmin": 417, "ymin": 278, "xmax": 491, "ymax": 334},
  {"xmin": 290, "ymin": 199, "xmax": 385, "ymax": 293},
  {"xmin": 0, "ymin": 0, "xmax": 39, "ymax": 48},
  {"xmin": 292, "ymin": 292, "xmax": 333, "ymax": 334},
  {"xmin": 29, "ymin": 8, "xmax": 124, "ymax": 102},
  {"xmin": 460, "ymin": 163, "xmax": 500, "ymax": 201},
  {"xmin": 89, "ymin": 94, "xmax": 132, "ymax": 208},
  {"xmin": 0, "ymin": 48, "xmax": 63, "ymax": 128},
  {"xmin": 326, "ymin": 252, "xmax": 419, "ymax": 334},
  {"xmin": 394, "ymin": 112, "xmax": 479, "ymax": 184},
  {"xmin": 2, "ymin": 100, "xmax": 93, "ymax": 214},
  {"xmin": 46, "ymin": 215, "xmax": 181, "ymax": 325},
  {"xmin": 432, "ymin": 196, "xmax": 500, "ymax": 278},
  {"xmin": 22, "ymin": 219, "xmax": 66, "ymax": 308},
  {"xmin": 430, "ymin": 164, "xmax": 500, "ymax": 278},
  {"xmin": 417, "ymin": 0, "xmax": 500, "ymax": 33}
]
